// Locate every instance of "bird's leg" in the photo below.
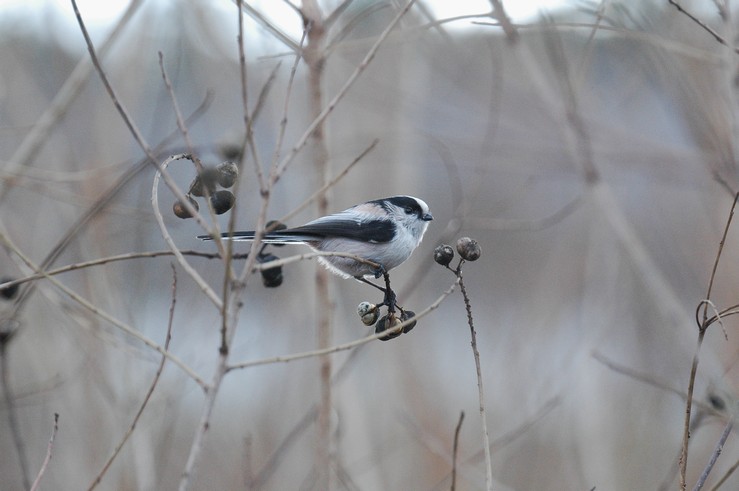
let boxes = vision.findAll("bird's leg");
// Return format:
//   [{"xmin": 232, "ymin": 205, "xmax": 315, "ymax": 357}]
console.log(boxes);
[
  {"xmin": 356, "ymin": 272, "xmax": 398, "ymax": 313},
  {"xmin": 382, "ymin": 272, "xmax": 397, "ymax": 314}
]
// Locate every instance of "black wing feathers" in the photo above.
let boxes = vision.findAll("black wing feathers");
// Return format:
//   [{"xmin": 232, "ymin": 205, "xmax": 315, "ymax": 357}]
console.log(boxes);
[
  {"xmin": 197, "ymin": 219, "xmax": 395, "ymax": 243},
  {"xmin": 287, "ymin": 218, "xmax": 395, "ymax": 243}
]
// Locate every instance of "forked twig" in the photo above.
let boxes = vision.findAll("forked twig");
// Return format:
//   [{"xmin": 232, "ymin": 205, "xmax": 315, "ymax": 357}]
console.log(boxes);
[{"xmin": 680, "ymin": 191, "xmax": 739, "ymax": 490}]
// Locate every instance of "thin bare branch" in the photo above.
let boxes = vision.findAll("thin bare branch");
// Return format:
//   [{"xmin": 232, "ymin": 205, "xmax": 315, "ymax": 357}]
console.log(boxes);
[
  {"xmin": 456, "ymin": 263, "xmax": 492, "ymax": 491},
  {"xmin": 228, "ymin": 278, "xmax": 458, "ymax": 371},
  {"xmin": 87, "ymin": 265, "xmax": 178, "ymax": 490},
  {"xmin": 681, "ymin": 192, "xmax": 739, "ymax": 489},
  {"xmin": 692, "ymin": 419, "xmax": 733, "ymax": 491},
  {"xmin": 151, "ymin": 154, "xmax": 223, "ymax": 309},
  {"xmin": 29, "ymin": 413, "xmax": 59, "ymax": 491},
  {"xmin": 278, "ymin": 139, "xmax": 378, "ymax": 224},
  {"xmin": 668, "ymin": 0, "xmax": 739, "ymax": 54}
]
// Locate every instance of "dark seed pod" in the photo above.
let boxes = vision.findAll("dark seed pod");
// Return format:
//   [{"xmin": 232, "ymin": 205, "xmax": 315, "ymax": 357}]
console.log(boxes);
[
  {"xmin": 433, "ymin": 244, "xmax": 455, "ymax": 266},
  {"xmin": 189, "ymin": 167, "xmax": 220, "ymax": 197},
  {"xmin": 456, "ymin": 237, "xmax": 481, "ymax": 261},
  {"xmin": 210, "ymin": 190, "xmax": 235, "ymax": 215},
  {"xmin": 375, "ymin": 314, "xmax": 403, "ymax": 341},
  {"xmin": 259, "ymin": 253, "xmax": 283, "ymax": 288},
  {"xmin": 400, "ymin": 310, "xmax": 417, "ymax": 334},
  {"xmin": 0, "ymin": 277, "xmax": 19, "ymax": 300},
  {"xmin": 173, "ymin": 196, "xmax": 199, "ymax": 219},
  {"xmin": 216, "ymin": 161, "xmax": 239, "ymax": 188},
  {"xmin": 218, "ymin": 142, "xmax": 242, "ymax": 161}
]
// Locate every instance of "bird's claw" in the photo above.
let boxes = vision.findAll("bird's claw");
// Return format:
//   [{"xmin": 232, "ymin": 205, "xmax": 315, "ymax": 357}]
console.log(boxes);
[{"xmin": 372, "ymin": 263, "xmax": 386, "ymax": 279}]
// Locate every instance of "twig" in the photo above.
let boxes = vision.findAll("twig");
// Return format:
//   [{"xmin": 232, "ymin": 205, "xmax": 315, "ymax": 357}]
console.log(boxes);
[
  {"xmin": 151, "ymin": 154, "xmax": 223, "ymax": 308},
  {"xmin": 680, "ymin": 191, "xmax": 739, "ymax": 490},
  {"xmin": 488, "ymin": 0, "xmax": 518, "ymax": 42},
  {"xmin": 71, "ymin": 0, "xmax": 210, "ymax": 236},
  {"xmin": 229, "ymin": 278, "xmax": 458, "ymax": 371},
  {"xmin": 87, "ymin": 265, "xmax": 178, "ymax": 490},
  {"xmin": 269, "ymin": 30, "xmax": 306, "ymax": 177},
  {"xmin": 240, "ymin": 2, "xmax": 301, "ymax": 52},
  {"xmin": 451, "ymin": 411, "xmax": 465, "ymax": 491},
  {"xmin": 456, "ymin": 263, "xmax": 492, "ymax": 491},
  {"xmin": 277, "ymin": 139, "xmax": 378, "ymax": 224},
  {"xmin": 158, "ymin": 52, "xmax": 198, "ymax": 159},
  {"xmin": 692, "ymin": 419, "xmax": 733, "ymax": 491},
  {"xmin": 592, "ymin": 352, "xmax": 721, "ymax": 416},
  {"xmin": 29, "ymin": 413, "xmax": 59, "ymax": 491},
  {"xmin": 667, "ymin": 0, "xmax": 739, "ymax": 54}
]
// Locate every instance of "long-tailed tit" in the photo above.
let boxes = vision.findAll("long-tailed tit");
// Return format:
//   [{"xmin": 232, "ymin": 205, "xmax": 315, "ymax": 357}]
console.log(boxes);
[{"xmin": 199, "ymin": 195, "xmax": 433, "ymax": 279}]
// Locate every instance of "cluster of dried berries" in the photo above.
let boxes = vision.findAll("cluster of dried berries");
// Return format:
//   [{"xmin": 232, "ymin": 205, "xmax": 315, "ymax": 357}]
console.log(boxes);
[
  {"xmin": 358, "ymin": 300, "xmax": 417, "ymax": 341},
  {"xmin": 173, "ymin": 161, "xmax": 239, "ymax": 219},
  {"xmin": 434, "ymin": 237, "xmax": 481, "ymax": 268}
]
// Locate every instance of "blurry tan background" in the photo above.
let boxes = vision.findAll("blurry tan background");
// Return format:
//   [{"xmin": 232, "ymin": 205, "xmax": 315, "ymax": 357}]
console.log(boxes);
[{"xmin": 2, "ymin": 1, "xmax": 739, "ymax": 490}]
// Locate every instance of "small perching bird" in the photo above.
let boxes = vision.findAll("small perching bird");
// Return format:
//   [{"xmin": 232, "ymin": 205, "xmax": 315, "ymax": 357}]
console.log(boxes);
[{"xmin": 198, "ymin": 195, "xmax": 433, "ymax": 279}]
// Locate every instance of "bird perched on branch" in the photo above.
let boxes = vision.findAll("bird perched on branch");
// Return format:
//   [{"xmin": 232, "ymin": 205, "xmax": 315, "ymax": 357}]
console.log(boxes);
[{"xmin": 199, "ymin": 195, "xmax": 432, "ymax": 280}]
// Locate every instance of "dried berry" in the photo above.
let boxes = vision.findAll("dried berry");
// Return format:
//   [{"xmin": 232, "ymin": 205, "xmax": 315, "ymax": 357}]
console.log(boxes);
[
  {"xmin": 189, "ymin": 167, "xmax": 219, "ymax": 197},
  {"xmin": 433, "ymin": 244, "xmax": 455, "ymax": 266},
  {"xmin": 456, "ymin": 237, "xmax": 481, "ymax": 261},
  {"xmin": 375, "ymin": 314, "xmax": 403, "ymax": 341},
  {"xmin": 210, "ymin": 190, "xmax": 235, "ymax": 215},
  {"xmin": 0, "ymin": 277, "xmax": 19, "ymax": 300},
  {"xmin": 173, "ymin": 196, "xmax": 199, "ymax": 219},
  {"xmin": 357, "ymin": 302, "xmax": 378, "ymax": 326},
  {"xmin": 259, "ymin": 253, "xmax": 283, "ymax": 288},
  {"xmin": 216, "ymin": 161, "xmax": 239, "ymax": 188},
  {"xmin": 400, "ymin": 310, "xmax": 417, "ymax": 334}
]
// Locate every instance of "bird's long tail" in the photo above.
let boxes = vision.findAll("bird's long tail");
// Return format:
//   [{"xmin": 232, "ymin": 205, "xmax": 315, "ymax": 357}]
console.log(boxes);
[{"xmin": 197, "ymin": 231, "xmax": 312, "ymax": 244}]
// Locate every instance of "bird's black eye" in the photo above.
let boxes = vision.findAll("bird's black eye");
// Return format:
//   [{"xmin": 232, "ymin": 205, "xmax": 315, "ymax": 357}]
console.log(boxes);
[{"xmin": 404, "ymin": 206, "xmax": 414, "ymax": 215}]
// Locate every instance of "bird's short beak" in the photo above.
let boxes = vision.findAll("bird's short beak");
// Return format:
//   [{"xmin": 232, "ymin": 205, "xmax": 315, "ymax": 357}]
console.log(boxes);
[{"xmin": 422, "ymin": 213, "xmax": 433, "ymax": 221}]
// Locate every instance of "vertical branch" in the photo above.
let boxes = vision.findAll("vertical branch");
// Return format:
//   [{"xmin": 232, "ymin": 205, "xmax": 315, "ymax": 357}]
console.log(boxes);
[
  {"xmin": 302, "ymin": 1, "xmax": 333, "ymax": 489},
  {"xmin": 457, "ymin": 266, "xmax": 493, "ymax": 491}
]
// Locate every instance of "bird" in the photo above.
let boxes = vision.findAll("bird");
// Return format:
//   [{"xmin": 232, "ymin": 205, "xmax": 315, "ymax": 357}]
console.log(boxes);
[{"xmin": 198, "ymin": 195, "xmax": 433, "ymax": 280}]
